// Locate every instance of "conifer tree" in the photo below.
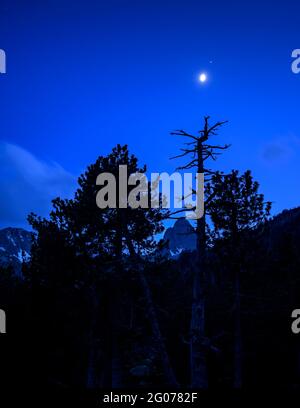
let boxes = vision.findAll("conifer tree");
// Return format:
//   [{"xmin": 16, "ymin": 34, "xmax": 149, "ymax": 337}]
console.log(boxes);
[
  {"xmin": 28, "ymin": 144, "xmax": 178, "ymax": 387},
  {"xmin": 206, "ymin": 169, "xmax": 271, "ymax": 388}
]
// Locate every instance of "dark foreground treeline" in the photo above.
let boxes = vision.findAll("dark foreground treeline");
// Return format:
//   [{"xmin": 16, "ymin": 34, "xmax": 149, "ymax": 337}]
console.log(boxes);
[{"xmin": 0, "ymin": 120, "xmax": 300, "ymax": 389}]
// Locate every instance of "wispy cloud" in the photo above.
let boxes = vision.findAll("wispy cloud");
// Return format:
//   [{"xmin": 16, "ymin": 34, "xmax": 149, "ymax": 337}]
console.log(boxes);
[
  {"xmin": 261, "ymin": 134, "xmax": 300, "ymax": 164},
  {"xmin": 0, "ymin": 142, "xmax": 76, "ymax": 229},
  {"xmin": 262, "ymin": 142, "xmax": 292, "ymax": 162}
]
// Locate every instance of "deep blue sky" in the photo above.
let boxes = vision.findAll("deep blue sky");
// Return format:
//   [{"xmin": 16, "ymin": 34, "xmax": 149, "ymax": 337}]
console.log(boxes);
[{"xmin": 0, "ymin": 0, "xmax": 300, "ymax": 228}]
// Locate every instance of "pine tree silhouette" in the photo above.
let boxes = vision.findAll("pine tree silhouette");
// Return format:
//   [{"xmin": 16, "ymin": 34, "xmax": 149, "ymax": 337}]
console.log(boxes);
[
  {"xmin": 28, "ymin": 144, "xmax": 178, "ymax": 387},
  {"xmin": 206, "ymin": 169, "xmax": 271, "ymax": 388}
]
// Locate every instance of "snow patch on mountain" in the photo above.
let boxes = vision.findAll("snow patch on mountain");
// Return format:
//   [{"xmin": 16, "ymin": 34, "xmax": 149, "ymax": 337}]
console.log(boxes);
[
  {"xmin": 163, "ymin": 219, "xmax": 196, "ymax": 258},
  {"xmin": 0, "ymin": 227, "xmax": 32, "ymax": 275}
]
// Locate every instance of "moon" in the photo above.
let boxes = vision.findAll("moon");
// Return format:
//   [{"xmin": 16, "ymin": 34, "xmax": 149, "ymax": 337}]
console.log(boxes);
[{"xmin": 199, "ymin": 73, "xmax": 207, "ymax": 83}]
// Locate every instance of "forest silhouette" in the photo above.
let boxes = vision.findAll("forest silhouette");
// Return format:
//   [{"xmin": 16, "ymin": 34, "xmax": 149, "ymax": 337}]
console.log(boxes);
[{"xmin": 0, "ymin": 117, "xmax": 299, "ymax": 391}]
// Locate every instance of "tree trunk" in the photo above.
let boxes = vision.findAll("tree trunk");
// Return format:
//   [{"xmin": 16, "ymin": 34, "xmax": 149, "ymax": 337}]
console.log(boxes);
[
  {"xmin": 170, "ymin": 117, "xmax": 228, "ymax": 388},
  {"xmin": 111, "ymin": 333, "xmax": 123, "ymax": 387},
  {"xmin": 233, "ymin": 270, "xmax": 242, "ymax": 388},
  {"xmin": 86, "ymin": 285, "xmax": 100, "ymax": 388},
  {"xmin": 190, "ymin": 141, "xmax": 208, "ymax": 388},
  {"xmin": 110, "ymin": 281, "xmax": 124, "ymax": 388},
  {"xmin": 190, "ymin": 215, "xmax": 208, "ymax": 388},
  {"xmin": 125, "ymin": 232, "xmax": 179, "ymax": 387}
]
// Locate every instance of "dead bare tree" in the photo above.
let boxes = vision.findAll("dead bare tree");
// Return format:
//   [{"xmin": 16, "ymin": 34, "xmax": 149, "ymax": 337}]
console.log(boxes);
[{"xmin": 170, "ymin": 116, "xmax": 229, "ymax": 388}]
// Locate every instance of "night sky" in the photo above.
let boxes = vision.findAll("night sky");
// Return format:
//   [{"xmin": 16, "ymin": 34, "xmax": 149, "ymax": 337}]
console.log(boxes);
[{"xmin": 0, "ymin": 0, "xmax": 299, "ymax": 228}]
